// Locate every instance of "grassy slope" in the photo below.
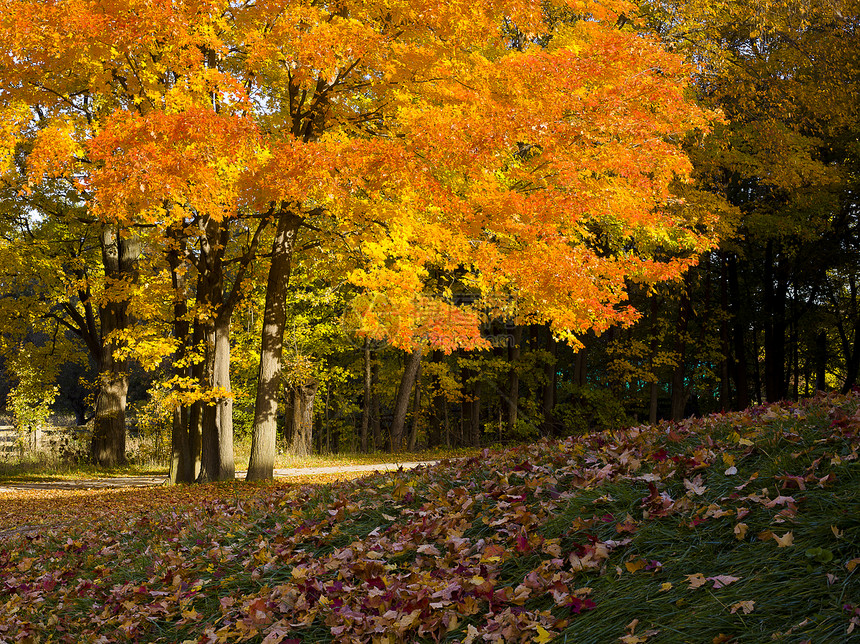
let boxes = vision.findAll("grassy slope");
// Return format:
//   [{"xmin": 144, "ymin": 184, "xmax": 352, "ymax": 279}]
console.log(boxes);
[{"xmin": 1, "ymin": 392, "xmax": 859, "ymax": 643}]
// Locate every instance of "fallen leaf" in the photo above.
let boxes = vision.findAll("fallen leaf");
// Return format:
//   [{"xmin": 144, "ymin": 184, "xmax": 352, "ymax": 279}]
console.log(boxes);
[
  {"xmin": 734, "ymin": 523, "xmax": 748, "ymax": 540},
  {"xmin": 684, "ymin": 475, "xmax": 707, "ymax": 496},
  {"xmin": 765, "ymin": 495, "xmax": 795, "ymax": 508},
  {"xmin": 708, "ymin": 575, "xmax": 740, "ymax": 589},
  {"xmin": 773, "ymin": 531, "xmax": 794, "ymax": 547},
  {"xmin": 416, "ymin": 544, "xmax": 441, "ymax": 556},
  {"xmin": 463, "ymin": 624, "xmax": 480, "ymax": 644},
  {"xmin": 686, "ymin": 573, "xmax": 707, "ymax": 589},
  {"xmin": 729, "ymin": 600, "xmax": 755, "ymax": 614}
]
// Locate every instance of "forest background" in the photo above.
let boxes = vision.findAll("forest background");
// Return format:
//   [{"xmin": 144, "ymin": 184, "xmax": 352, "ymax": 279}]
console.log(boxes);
[{"xmin": 0, "ymin": 0, "xmax": 857, "ymax": 483}]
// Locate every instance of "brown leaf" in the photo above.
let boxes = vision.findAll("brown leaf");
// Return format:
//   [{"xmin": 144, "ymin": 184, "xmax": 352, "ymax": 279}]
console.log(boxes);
[{"xmin": 729, "ymin": 600, "xmax": 754, "ymax": 614}]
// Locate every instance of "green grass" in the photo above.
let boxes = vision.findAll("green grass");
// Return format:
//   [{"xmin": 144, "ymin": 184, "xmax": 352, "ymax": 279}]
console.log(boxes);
[
  {"xmin": 2, "ymin": 393, "xmax": 859, "ymax": 643},
  {"xmin": 0, "ymin": 457, "xmax": 167, "ymax": 482}
]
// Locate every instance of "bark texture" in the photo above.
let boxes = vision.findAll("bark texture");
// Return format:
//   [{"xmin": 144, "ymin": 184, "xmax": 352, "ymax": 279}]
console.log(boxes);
[
  {"xmin": 247, "ymin": 211, "xmax": 302, "ymax": 480},
  {"xmin": 91, "ymin": 225, "xmax": 139, "ymax": 467},
  {"xmin": 389, "ymin": 347, "xmax": 423, "ymax": 452},
  {"xmin": 286, "ymin": 381, "xmax": 318, "ymax": 457}
]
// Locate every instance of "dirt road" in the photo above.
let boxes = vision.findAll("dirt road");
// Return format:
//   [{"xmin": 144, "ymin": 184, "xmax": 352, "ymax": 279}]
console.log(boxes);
[{"xmin": 0, "ymin": 460, "xmax": 438, "ymax": 493}]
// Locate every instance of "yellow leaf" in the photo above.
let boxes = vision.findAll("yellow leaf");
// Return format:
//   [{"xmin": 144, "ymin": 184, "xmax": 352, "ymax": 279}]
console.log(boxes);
[
  {"xmin": 685, "ymin": 573, "xmax": 707, "ymax": 589},
  {"xmin": 462, "ymin": 624, "xmax": 479, "ymax": 644},
  {"xmin": 831, "ymin": 526, "xmax": 844, "ymax": 539},
  {"xmin": 625, "ymin": 558, "xmax": 646, "ymax": 573},
  {"xmin": 733, "ymin": 523, "xmax": 748, "ymax": 540},
  {"xmin": 729, "ymin": 600, "xmax": 755, "ymax": 614},
  {"xmin": 773, "ymin": 531, "xmax": 794, "ymax": 547},
  {"xmin": 846, "ymin": 558, "xmax": 860, "ymax": 572},
  {"xmin": 660, "ymin": 582, "xmax": 673, "ymax": 592},
  {"xmin": 534, "ymin": 626, "xmax": 554, "ymax": 643}
]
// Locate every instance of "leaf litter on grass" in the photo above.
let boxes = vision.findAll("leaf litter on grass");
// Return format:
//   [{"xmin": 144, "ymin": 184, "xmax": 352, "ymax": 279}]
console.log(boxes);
[{"xmin": 1, "ymin": 391, "xmax": 859, "ymax": 643}]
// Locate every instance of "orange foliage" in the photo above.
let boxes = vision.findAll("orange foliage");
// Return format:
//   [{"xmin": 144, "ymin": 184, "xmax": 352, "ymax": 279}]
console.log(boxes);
[{"xmin": 0, "ymin": 0, "xmax": 720, "ymax": 349}]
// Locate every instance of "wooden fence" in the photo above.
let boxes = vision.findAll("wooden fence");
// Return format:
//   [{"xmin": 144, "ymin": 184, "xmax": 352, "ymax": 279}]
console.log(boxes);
[{"xmin": 0, "ymin": 425, "xmax": 91, "ymax": 454}]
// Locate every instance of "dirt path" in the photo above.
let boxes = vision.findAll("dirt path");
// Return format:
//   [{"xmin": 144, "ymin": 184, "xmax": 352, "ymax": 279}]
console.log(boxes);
[{"xmin": 0, "ymin": 460, "xmax": 438, "ymax": 492}]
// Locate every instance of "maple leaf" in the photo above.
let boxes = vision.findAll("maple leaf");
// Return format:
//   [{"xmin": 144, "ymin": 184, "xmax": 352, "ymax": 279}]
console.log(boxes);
[
  {"xmin": 729, "ymin": 600, "xmax": 755, "ymax": 614},
  {"xmin": 684, "ymin": 475, "xmax": 707, "ymax": 496},
  {"xmin": 685, "ymin": 573, "xmax": 707, "ymax": 589},
  {"xmin": 773, "ymin": 531, "xmax": 794, "ymax": 548}
]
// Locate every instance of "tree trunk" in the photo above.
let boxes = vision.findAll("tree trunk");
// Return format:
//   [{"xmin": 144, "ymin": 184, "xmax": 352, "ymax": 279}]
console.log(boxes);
[
  {"xmin": 815, "ymin": 330, "xmax": 828, "ymax": 391},
  {"xmin": 199, "ymin": 313, "xmax": 235, "ymax": 482},
  {"xmin": 247, "ymin": 211, "xmax": 302, "ymax": 480},
  {"xmin": 91, "ymin": 374, "xmax": 128, "ymax": 467},
  {"xmin": 469, "ymin": 379, "xmax": 481, "ymax": 447},
  {"xmin": 506, "ymin": 326, "xmax": 523, "ymax": 435},
  {"xmin": 371, "ymin": 359, "xmax": 381, "ymax": 451},
  {"xmin": 360, "ymin": 341, "xmax": 371, "ymax": 453},
  {"xmin": 728, "ymin": 255, "xmax": 750, "ymax": 410},
  {"xmin": 719, "ymin": 254, "xmax": 731, "ymax": 410},
  {"xmin": 427, "ymin": 350, "xmax": 444, "ymax": 448},
  {"xmin": 390, "ymin": 347, "xmax": 423, "ymax": 452},
  {"xmin": 763, "ymin": 240, "xmax": 788, "ymax": 401},
  {"xmin": 287, "ymin": 381, "xmax": 318, "ymax": 457},
  {"xmin": 91, "ymin": 225, "xmax": 139, "ymax": 466},
  {"xmin": 408, "ymin": 360, "xmax": 423, "ymax": 451},
  {"xmin": 542, "ymin": 326, "xmax": 557, "ymax": 435},
  {"xmin": 168, "ymin": 227, "xmax": 194, "ymax": 484},
  {"xmin": 671, "ymin": 281, "xmax": 692, "ymax": 421},
  {"xmin": 841, "ymin": 326, "xmax": 860, "ymax": 393},
  {"xmin": 187, "ymin": 250, "xmax": 215, "ymax": 482},
  {"xmin": 647, "ymin": 295, "xmax": 661, "ymax": 425}
]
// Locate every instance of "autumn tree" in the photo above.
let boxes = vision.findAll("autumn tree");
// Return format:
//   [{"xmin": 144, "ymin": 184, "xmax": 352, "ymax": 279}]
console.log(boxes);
[
  {"xmin": 0, "ymin": 155, "xmax": 144, "ymax": 464},
  {"xmin": 0, "ymin": 0, "xmax": 719, "ymax": 476}
]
